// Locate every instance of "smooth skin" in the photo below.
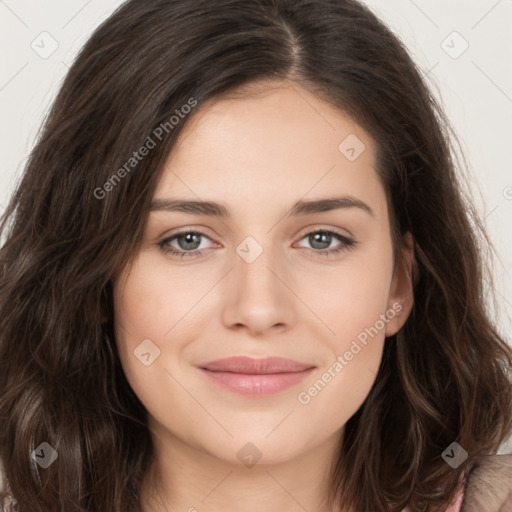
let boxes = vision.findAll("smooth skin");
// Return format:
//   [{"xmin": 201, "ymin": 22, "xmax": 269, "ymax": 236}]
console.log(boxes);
[{"xmin": 113, "ymin": 79, "xmax": 415, "ymax": 512}]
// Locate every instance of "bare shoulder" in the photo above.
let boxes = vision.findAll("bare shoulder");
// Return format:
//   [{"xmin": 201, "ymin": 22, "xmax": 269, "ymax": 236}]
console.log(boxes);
[{"xmin": 462, "ymin": 454, "xmax": 512, "ymax": 512}]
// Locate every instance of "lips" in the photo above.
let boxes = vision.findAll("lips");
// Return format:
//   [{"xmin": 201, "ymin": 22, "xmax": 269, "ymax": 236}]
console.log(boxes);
[
  {"xmin": 200, "ymin": 356, "xmax": 314, "ymax": 374},
  {"xmin": 199, "ymin": 356, "xmax": 316, "ymax": 396}
]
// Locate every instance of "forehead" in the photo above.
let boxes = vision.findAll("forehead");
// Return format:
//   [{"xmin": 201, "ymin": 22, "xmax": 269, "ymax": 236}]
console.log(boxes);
[{"xmin": 155, "ymin": 80, "xmax": 387, "ymax": 220}]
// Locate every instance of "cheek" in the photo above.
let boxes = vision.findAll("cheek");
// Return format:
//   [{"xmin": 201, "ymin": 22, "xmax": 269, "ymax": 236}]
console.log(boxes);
[
  {"xmin": 333, "ymin": 270, "xmax": 392, "ymax": 347},
  {"xmin": 113, "ymin": 253, "xmax": 212, "ymax": 347},
  {"xmin": 112, "ymin": 258, "xmax": 179, "ymax": 404},
  {"xmin": 296, "ymin": 281, "xmax": 392, "ymax": 432}
]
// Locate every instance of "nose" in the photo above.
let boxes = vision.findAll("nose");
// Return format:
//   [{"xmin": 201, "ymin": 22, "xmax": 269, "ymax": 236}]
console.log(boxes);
[{"xmin": 221, "ymin": 243, "xmax": 296, "ymax": 336}]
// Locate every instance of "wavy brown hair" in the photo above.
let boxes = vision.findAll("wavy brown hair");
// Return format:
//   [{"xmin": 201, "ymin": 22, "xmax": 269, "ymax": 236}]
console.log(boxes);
[{"xmin": 1, "ymin": 0, "xmax": 511, "ymax": 510}]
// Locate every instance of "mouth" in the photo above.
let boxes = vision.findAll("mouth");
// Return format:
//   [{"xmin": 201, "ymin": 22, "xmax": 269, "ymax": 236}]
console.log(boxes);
[{"xmin": 198, "ymin": 356, "xmax": 316, "ymax": 396}]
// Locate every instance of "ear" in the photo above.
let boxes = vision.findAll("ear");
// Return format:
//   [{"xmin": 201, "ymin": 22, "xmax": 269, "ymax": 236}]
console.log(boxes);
[{"xmin": 385, "ymin": 231, "xmax": 416, "ymax": 337}]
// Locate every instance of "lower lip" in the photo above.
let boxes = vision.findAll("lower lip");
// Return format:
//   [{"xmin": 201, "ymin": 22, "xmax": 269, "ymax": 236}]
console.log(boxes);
[{"xmin": 200, "ymin": 368, "xmax": 315, "ymax": 396}]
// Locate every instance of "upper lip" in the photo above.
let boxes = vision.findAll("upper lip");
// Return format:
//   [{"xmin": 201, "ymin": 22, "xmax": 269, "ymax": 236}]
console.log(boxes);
[{"xmin": 199, "ymin": 356, "xmax": 315, "ymax": 374}]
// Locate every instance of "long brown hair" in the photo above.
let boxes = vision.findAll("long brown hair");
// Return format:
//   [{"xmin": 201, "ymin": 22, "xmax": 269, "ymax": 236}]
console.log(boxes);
[{"xmin": 1, "ymin": 0, "xmax": 511, "ymax": 510}]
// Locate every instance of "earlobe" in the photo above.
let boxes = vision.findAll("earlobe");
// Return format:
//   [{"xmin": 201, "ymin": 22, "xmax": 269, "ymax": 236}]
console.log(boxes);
[{"xmin": 385, "ymin": 232, "xmax": 416, "ymax": 337}]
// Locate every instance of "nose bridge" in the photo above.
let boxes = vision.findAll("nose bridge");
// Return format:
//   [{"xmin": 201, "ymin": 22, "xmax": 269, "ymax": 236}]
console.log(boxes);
[
  {"xmin": 221, "ymin": 233, "xmax": 295, "ymax": 333},
  {"xmin": 235, "ymin": 234, "xmax": 282, "ymax": 295}
]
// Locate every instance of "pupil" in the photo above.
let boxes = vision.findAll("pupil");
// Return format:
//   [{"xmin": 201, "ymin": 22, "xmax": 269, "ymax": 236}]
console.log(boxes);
[{"xmin": 181, "ymin": 233, "xmax": 200, "ymax": 250}]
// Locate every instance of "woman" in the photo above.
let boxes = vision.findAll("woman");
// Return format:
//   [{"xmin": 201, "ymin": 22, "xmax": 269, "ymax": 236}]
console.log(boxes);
[{"xmin": 1, "ymin": 0, "xmax": 511, "ymax": 510}]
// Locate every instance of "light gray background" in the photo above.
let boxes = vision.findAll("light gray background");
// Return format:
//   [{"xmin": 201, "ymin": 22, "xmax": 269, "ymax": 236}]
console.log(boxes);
[{"xmin": 0, "ymin": 1, "xmax": 511, "ymax": 453}]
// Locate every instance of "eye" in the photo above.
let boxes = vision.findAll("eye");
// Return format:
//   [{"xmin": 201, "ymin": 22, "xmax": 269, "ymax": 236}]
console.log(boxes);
[
  {"xmin": 158, "ymin": 230, "xmax": 215, "ymax": 259},
  {"xmin": 157, "ymin": 228, "xmax": 357, "ymax": 259},
  {"xmin": 294, "ymin": 229, "xmax": 356, "ymax": 257}
]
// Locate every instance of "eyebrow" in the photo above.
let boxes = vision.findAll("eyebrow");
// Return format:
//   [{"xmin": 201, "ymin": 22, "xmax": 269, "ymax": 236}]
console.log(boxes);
[{"xmin": 149, "ymin": 196, "xmax": 374, "ymax": 218}]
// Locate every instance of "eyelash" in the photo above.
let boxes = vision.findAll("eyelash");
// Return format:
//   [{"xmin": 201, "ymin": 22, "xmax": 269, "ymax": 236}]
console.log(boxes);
[{"xmin": 157, "ymin": 229, "xmax": 357, "ymax": 259}]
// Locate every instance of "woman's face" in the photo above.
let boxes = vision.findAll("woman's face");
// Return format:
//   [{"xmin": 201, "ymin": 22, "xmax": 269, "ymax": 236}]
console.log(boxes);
[{"xmin": 113, "ymin": 79, "xmax": 413, "ymax": 467}]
